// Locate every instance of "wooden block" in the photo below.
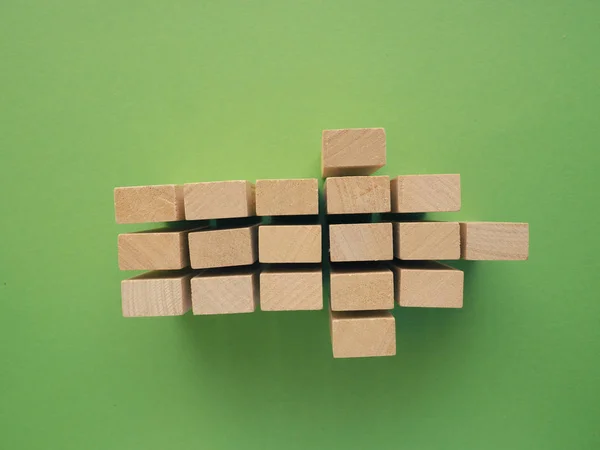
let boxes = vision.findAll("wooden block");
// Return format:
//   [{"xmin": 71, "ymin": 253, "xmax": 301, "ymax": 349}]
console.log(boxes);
[
  {"xmin": 390, "ymin": 174, "xmax": 461, "ymax": 213},
  {"xmin": 330, "ymin": 310, "xmax": 396, "ymax": 358},
  {"xmin": 114, "ymin": 184, "xmax": 184, "ymax": 224},
  {"xmin": 325, "ymin": 176, "xmax": 391, "ymax": 214},
  {"xmin": 322, "ymin": 128, "xmax": 386, "ymax": 177},
  {"xmin": 255, "ymin": 178, "xmax": 319, "ymax": 216},
  {"xmin": 394, "ymin": 222, "xmax": 460, "ymax": 260},
  {"xmin": 392, "ymin": 261, "xmax": 464, "ymax": 308},
  {"xmin": 121, "ymin": 271, "xmax": 193, "ymax": 317},
  {"xmin": 260, "ymin": 267, "xmax": 323, "ymax": 311},
  {"xmin": 191, "ymin": 267, "xmax": 258, "ymax": 315},
  {"xmin": 329, "ymin": 223, "xmax": 393, "ymax": 262},
  {"xmin": 183, "ymin": 180, "xmax": 255, "ymax": 220},
  {"xmin": 259, "ymin": 225, "xmax": 322, "ymax": 263},
  {"xmin": 188, "ymin": 225, "xmax": 258, "ymax": 269},
  {"xmin": 460, "ymin": 222, "xmax": 529, "ymax": 260},
  {"xmin": 330, "ymin": 265, "xmax": 394, "ymax": 311}
]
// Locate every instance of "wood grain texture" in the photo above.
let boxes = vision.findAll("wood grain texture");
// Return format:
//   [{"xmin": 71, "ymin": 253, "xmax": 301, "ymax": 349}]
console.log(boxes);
[
  {"xmin": 259, "ymin": 267, "xmax": 323, "ymax": 311},
  {"xmin": 322, "ymin": 128, "xmax": 386, "ymax": 177},
  {"xmin": 191, "ymin": 267, "xmax": 258, "ymax": 315},
  {"xmin": 325, "ymin": 176, "xmax": 391, "ymax": 214},
  {"xmin": 460, "ymin": 222, "xmax": 529, "ymax": 260},
  {"xmin": 121, "ymin": 271, "xmax": 193, "ymax": 317},
  {"xmin": 255, "ymin": 178, "xmax": 318, "ymax": 216},
  {"xmin": 258, "ymin": 225, "xmax": 322, "ymax": 263},
  {"xmin": 390, "ymin": 174, "xmax": 461, "ymax": 213},
  {"xmin": 330, "ymin": 310, "xmax": 396, "ymax": 358},
  {"xmin": 183, "ymin": 180, "xmax": 255, "ymax": 220},
  {"xmin": 114, "ymin": 184, "xmax": 184, "ymax": 224},
  {"xmin": 394, "ymin": 222, "xmax": 460, "ymax": 260},
  {"xmin": 188, "ymin": 225, "xmax": 258, "ymax": 269},
  {"xmin": 330, "ymin": 265, "xmax": 394, "ymax": 311},
  {"xmin": 329, "ymin": 223, "xmax": 393, "ymax": 262}
]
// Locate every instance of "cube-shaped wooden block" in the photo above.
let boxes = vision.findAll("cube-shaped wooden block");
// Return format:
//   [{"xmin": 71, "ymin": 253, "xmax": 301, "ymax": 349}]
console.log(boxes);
[
  {"xmin": 260, "ymin": 267, "xmax": 323, "ymax": 311},
  {"xmin": 188, "ymin": 225, "xmax": 258, "ymax": 269},
  {"xmin": 325, "ymin": 176, "xmax": 391, "ymax": 214},
  {"xmin": 259, "ymin": 225, "xmax": 322, "ymax": 263},
  {"xmin": 191, "ymin": 267, "xmax": 258, "ymax": 315},
  {"xmin": 121, "ymin": 271, "xmax": 193, "ymax": 317},
  {"xmin": 322, "ymin": 128, "xmax": 386, "ymax": 177},
  {"xmin": 114, "ymin": 184, "xmax": 184, "ymax": 224},
  {"xmin": 394, "ymin": 222, "xmax": 460, "ymax": 260},
  {"xmin": 460, "ymin": 222, "xmax": 529, "ymax": 260},
  {"xmin": 183, "ymin": 180, "xmax": 255, "ymax": 220},
  {"xmin": 329, "ymin": 223, "xmax": 393, "ymax": 262},
  {"xmin": 255, "ymin": 178, "xmax": 319, "ymax": 216},
  {"xmin": 392, "ymin": 261, "xmax": 464, "ymax": 308},
  {"xmin": 391, "ymin": 174, "xmax": 461, "ymax": 213},
  {"xmin": 330, "ymin": 265, "xmax": 394, "ymax": 311},
  {"xmin": 330, "ymin": 310, "xmax": 396, "ymax": 358}
]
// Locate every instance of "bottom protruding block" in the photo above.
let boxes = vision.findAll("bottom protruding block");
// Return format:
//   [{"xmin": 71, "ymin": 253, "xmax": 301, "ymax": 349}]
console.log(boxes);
[
  {"xmin": 260, "ymin": 266, "xmax": 323, "ymax": 311},
  {"xmin": 330, "ymin": 310, "xmax": 396, "ymax": 358}
]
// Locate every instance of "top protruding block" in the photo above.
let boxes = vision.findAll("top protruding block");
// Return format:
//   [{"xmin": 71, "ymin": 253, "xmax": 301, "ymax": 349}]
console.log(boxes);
[
  {"xmin": 184, "ymin": 180, "xmax": 255, "ymax": 220},
  {"xmin": 114, "ymin": 184, "xmax": 184, "ymax": 224},
  {"xmin": 391, "ymin": 174, "xmax": 461, "ymax": 213},
  {"xmin": 321, "ymin": 128, "xmax": 386, "ymax": 178}
]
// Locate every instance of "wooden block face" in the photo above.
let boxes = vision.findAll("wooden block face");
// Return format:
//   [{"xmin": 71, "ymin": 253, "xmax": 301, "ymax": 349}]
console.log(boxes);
[
  {"xmin": 322, "ymin": 128, "xmax": 386, "ymax": 177},
  {"xmin": 118, "ymin": 228, "xmax": 193, "ymax": 270},
  {"xmin": 255, "ymin": 178, "xmax": 318, "ymax": 216},
  {"xmin": 325, "ymin": 176, "xmax": 391, "ymax": 214},
  {"xmin": 121, "ymin": 271, "xmax": 192, "ymax": 317},
  {"xmin": 259, "ymin": 225, "xmax": 322, "ymax": 263},
  {"xmin": 330, "ymin": 266, "xmax": 394, "ymax": 311},
  {"xmin": 191, "ymin": 268, "xmax": 258, "ymax": 315},
  {"xmin": 329, "ymin": 223, "xmax": 393, "ymax": 262},
  {"xmin": 393, "ymin": 262, "xmax": 464, "ymax": 308},
  {"xmin": 188, "ymin": 225, "xmax": 258, "ymax": 269},
  {"xmin": 460, "ymin": 222, "xmax": 529, "ymax": 260},
  {"xmin": 330, "ymin": 310, "xmax": 396, "ymax": 358},
  {"xmin": 260, "ymin": 267, "xmax": 323, "ymax": 311},
  {"xmin": 183, "ymin": 180, "xmax": 255, "ymax": 220},
  {"xmin": 394, "ymin": 222, "xmax": 460, "ymax": 260},
  {"xmin": 114, "ymin": 185, "xmax": 184, "ymax": 224},
  {"xmin": 391, "ymin": 174, "xmax": 461, "ymax": 213}
]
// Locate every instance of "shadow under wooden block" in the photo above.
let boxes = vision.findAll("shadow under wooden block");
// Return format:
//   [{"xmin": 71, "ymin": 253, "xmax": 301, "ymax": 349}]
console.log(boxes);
[
  {"xmin": 258, "ymin": 224, "xmax": 322, "ymax": 263},
  {"xmin": 114, "ymin": 184, "xmax": 184, "ymax": 224},
  {"xmin": 329, "ymin": 310, "xmax": 396, "ymax": 358},
  {"xmin": 390, "ymin": 174, "xmax": 461, "ymax": 213},
  {"xmin": 188, "ymin": 224, "xmax": 258, "ymax": 269},
  {"xmin": 255, "ymin": 178, "xmax": 319, "ymax": 216},
  {"xmin": 321, "ymin": 128, "xmax": 386, "ymax": 177},
  {"xmin": 183, "ymin": 180, "xmax": 255, "ymax": 220},
  {"xmin": 393, "ymin": 222, "xmax": 460, "ymax": 260},
  {"xmin": 330, "ymin": 264, "xmax": 394, "ymax": 311},
  {"xmin": 329, "ymin": 223, "xmax": 393, "ymax": 262},
  {"xmin": 460, "ymin": 222, "xmax": 529, "ymax": 260},
  {"xmin": 259, "ymin": 265, "xmax": 323, "ymax": 311},
  {"xmin": 325, "ymin": 176, "xmax": 391, "ymax": 214}
]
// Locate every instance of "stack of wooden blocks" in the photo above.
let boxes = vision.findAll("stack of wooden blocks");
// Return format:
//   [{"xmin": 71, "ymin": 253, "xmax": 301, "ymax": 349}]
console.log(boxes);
[{"xmin": 115, "ymin": 127, "xmax": 529, "ymax": 359}]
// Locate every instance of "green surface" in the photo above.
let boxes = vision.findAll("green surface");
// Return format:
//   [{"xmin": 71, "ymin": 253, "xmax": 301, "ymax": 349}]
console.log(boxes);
[{"xmin": 1, "ymin": 1, "xmax": 599, "ymax": 449}]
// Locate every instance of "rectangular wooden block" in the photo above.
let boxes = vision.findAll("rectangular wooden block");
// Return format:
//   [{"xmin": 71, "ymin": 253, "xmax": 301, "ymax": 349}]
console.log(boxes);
[
  {"xmin": 322, "ymin": 128, "xmax": 386, "ymax": 177},
  {"xmin": 329, "ymin": 223, "xmax": 393, "ymax": 262},
  {"xmin": 391, "ymin": 174, "xmax": 461, "ymax": 213},
  {"xmin": 392, "ymin": 261, "xmax": 464, "ymax": 308},
  {"xmin": 325, "ymin": 176, "xmax": 391, "ymax": 214},
  {"xmin": 460, "ymin": 222, "xmax": 529, "ymax": 260},
  {"xmin": 330, "ymin": 310, "xmax": 396, "ymax": 358},
  {"xmin": 330, "ymin": 265, "xmax": 394, "ymax": 311},
  {"xmin": 260, "ymin": 267, "xmax": 323, "ymax": 311},
  {"xmin": 188, "ymin": 225, "xmax": 258, "ymax": 269},
  {"xmin": 394, "ymin": 222, "xmax": 460, "ymax": 260},
  {"xmin": 255, "ymin": 178, "xmax": 319, "ymax": 216},
  {"xmin": 121, "ymin": 271, "xmax": 193, "ymax": 317},
  {"xmin": 191, "ymin": 267, "xmax": 258, "ymax": 315},
  {"xmin": 114, "ymin": 184, "xmax": 184, "ymax": 224},
  {"xmin": 258, "ymin": 225, "xmax": 322, "ymax": 263},
  {"xmin": 184, "ymin": 180, "xmax": 255, "ymax": 220}
]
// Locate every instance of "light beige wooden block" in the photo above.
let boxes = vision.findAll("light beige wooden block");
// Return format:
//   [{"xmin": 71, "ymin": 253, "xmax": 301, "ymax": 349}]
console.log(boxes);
[
  {"xmin": 394, "ymin": 222, "xmax": 460, "ymax": 260},
  {"xmin": 191, "ymin": 267, "xmax": 258, "ymax": 315},
  {"xmin": 114, "ymin": 184, "xmax": 184, "ymax": 224},
  {"xmin": 392, "ymin": 262, "xmax": 464, "ymax": 308},
  {"xmin": 330, "ymin": 266, "xmax": 394, "ymax": 311},
  {"xmin": 121, "ymin": 271, "xmax": 193, "ymax": 317},
  {"xmin": 325, "ymin": 176, "xmax": 391, "ymax": 214},
  {"xmin": 188, "ymin": 225, "xmax": 258, "ymax": 269},
  {"xmin": 260, "ymin": 267, "xmax": 323, "ymax": 311},
  {"xmin": 255, "ymin": 178, "xmax": 319, "ymax": 216},
  {"xmin": 183, "ymin": 180, "xmax": 255, "ymax": 220},
  {"xmin": 329, "ymin": 223, "xmax": 393, "ymax": 262},
  {"xmin": 322, "ymin": 128, "xmax": 386, "ymax": 177},
  {"xmin": 259, "ymin": 225, "xmax": 322, "ymax": 263},
  {"xmin": 460, "ymin": 222, "xmax": 529, "ymax": 260},
  {"xmin": 330, "ymin": 310, "xmax": 396, "ymax": 358},
  {"xmin": 391, "ymin": 174, "xmax": 461, "ymax": 213}
]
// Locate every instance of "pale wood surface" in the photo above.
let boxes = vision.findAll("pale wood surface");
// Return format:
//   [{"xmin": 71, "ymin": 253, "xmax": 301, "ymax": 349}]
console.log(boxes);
[
  {"xmin": 184, "ymin": 180, "xmax": 255, "ymax": 220},
  {"xmin": 188, "ymin": 224, "xmax": 258, "ymax": 269},
  {"xmin": 121, "ymin": 271, "xmax": 193, "ymax": 317},
  {"xmin": 325, "ymin": 176, "xmax": 391, "ymax": 214},
  {"xmin": 259, "ymin": 225, "xmax": 322, "ymax": 263},
  {"xmin": 114, "ymin": 184, "xmax": 184, "ymax": 224},
  {"xmin": 330, "ymin": 310, "xmax": 396, "ymax": 358},
  {"xmin": 260, "ymin": 267, "xmax": 323, "ymax": 311},
  {"xmin": 330, "ymin": 265, "xmax": 394, "ymax": 311},
  {"xmin": 191, "ymin": 267, "xmax": 258, "ymax": 315},
  {"xmin": 460, "ymin": 222, "xmax": 529, "ymax": 260},
  {"xmin": 391, "ymin": 174, "xmax": 461, "ymax": 213},
  {"xmin": 329, "ymin": 223, "xmax": 393, "ymax": 262},
  {"xmin": 255, "ymin": 178, "xmax": 319, "ymax": 216},
  {"xmin": 394, "ymin": 222, "xmax": 460, "ymax": 260},
  {"xmin": 322, "ymin": 128, "xmax": 386, "ymax": 177}
]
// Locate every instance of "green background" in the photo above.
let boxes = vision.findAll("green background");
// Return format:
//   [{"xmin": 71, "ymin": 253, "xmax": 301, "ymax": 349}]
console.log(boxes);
[{"xmin": 2, "ymin": 1, "xmax": 599, "ymax": 449}]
